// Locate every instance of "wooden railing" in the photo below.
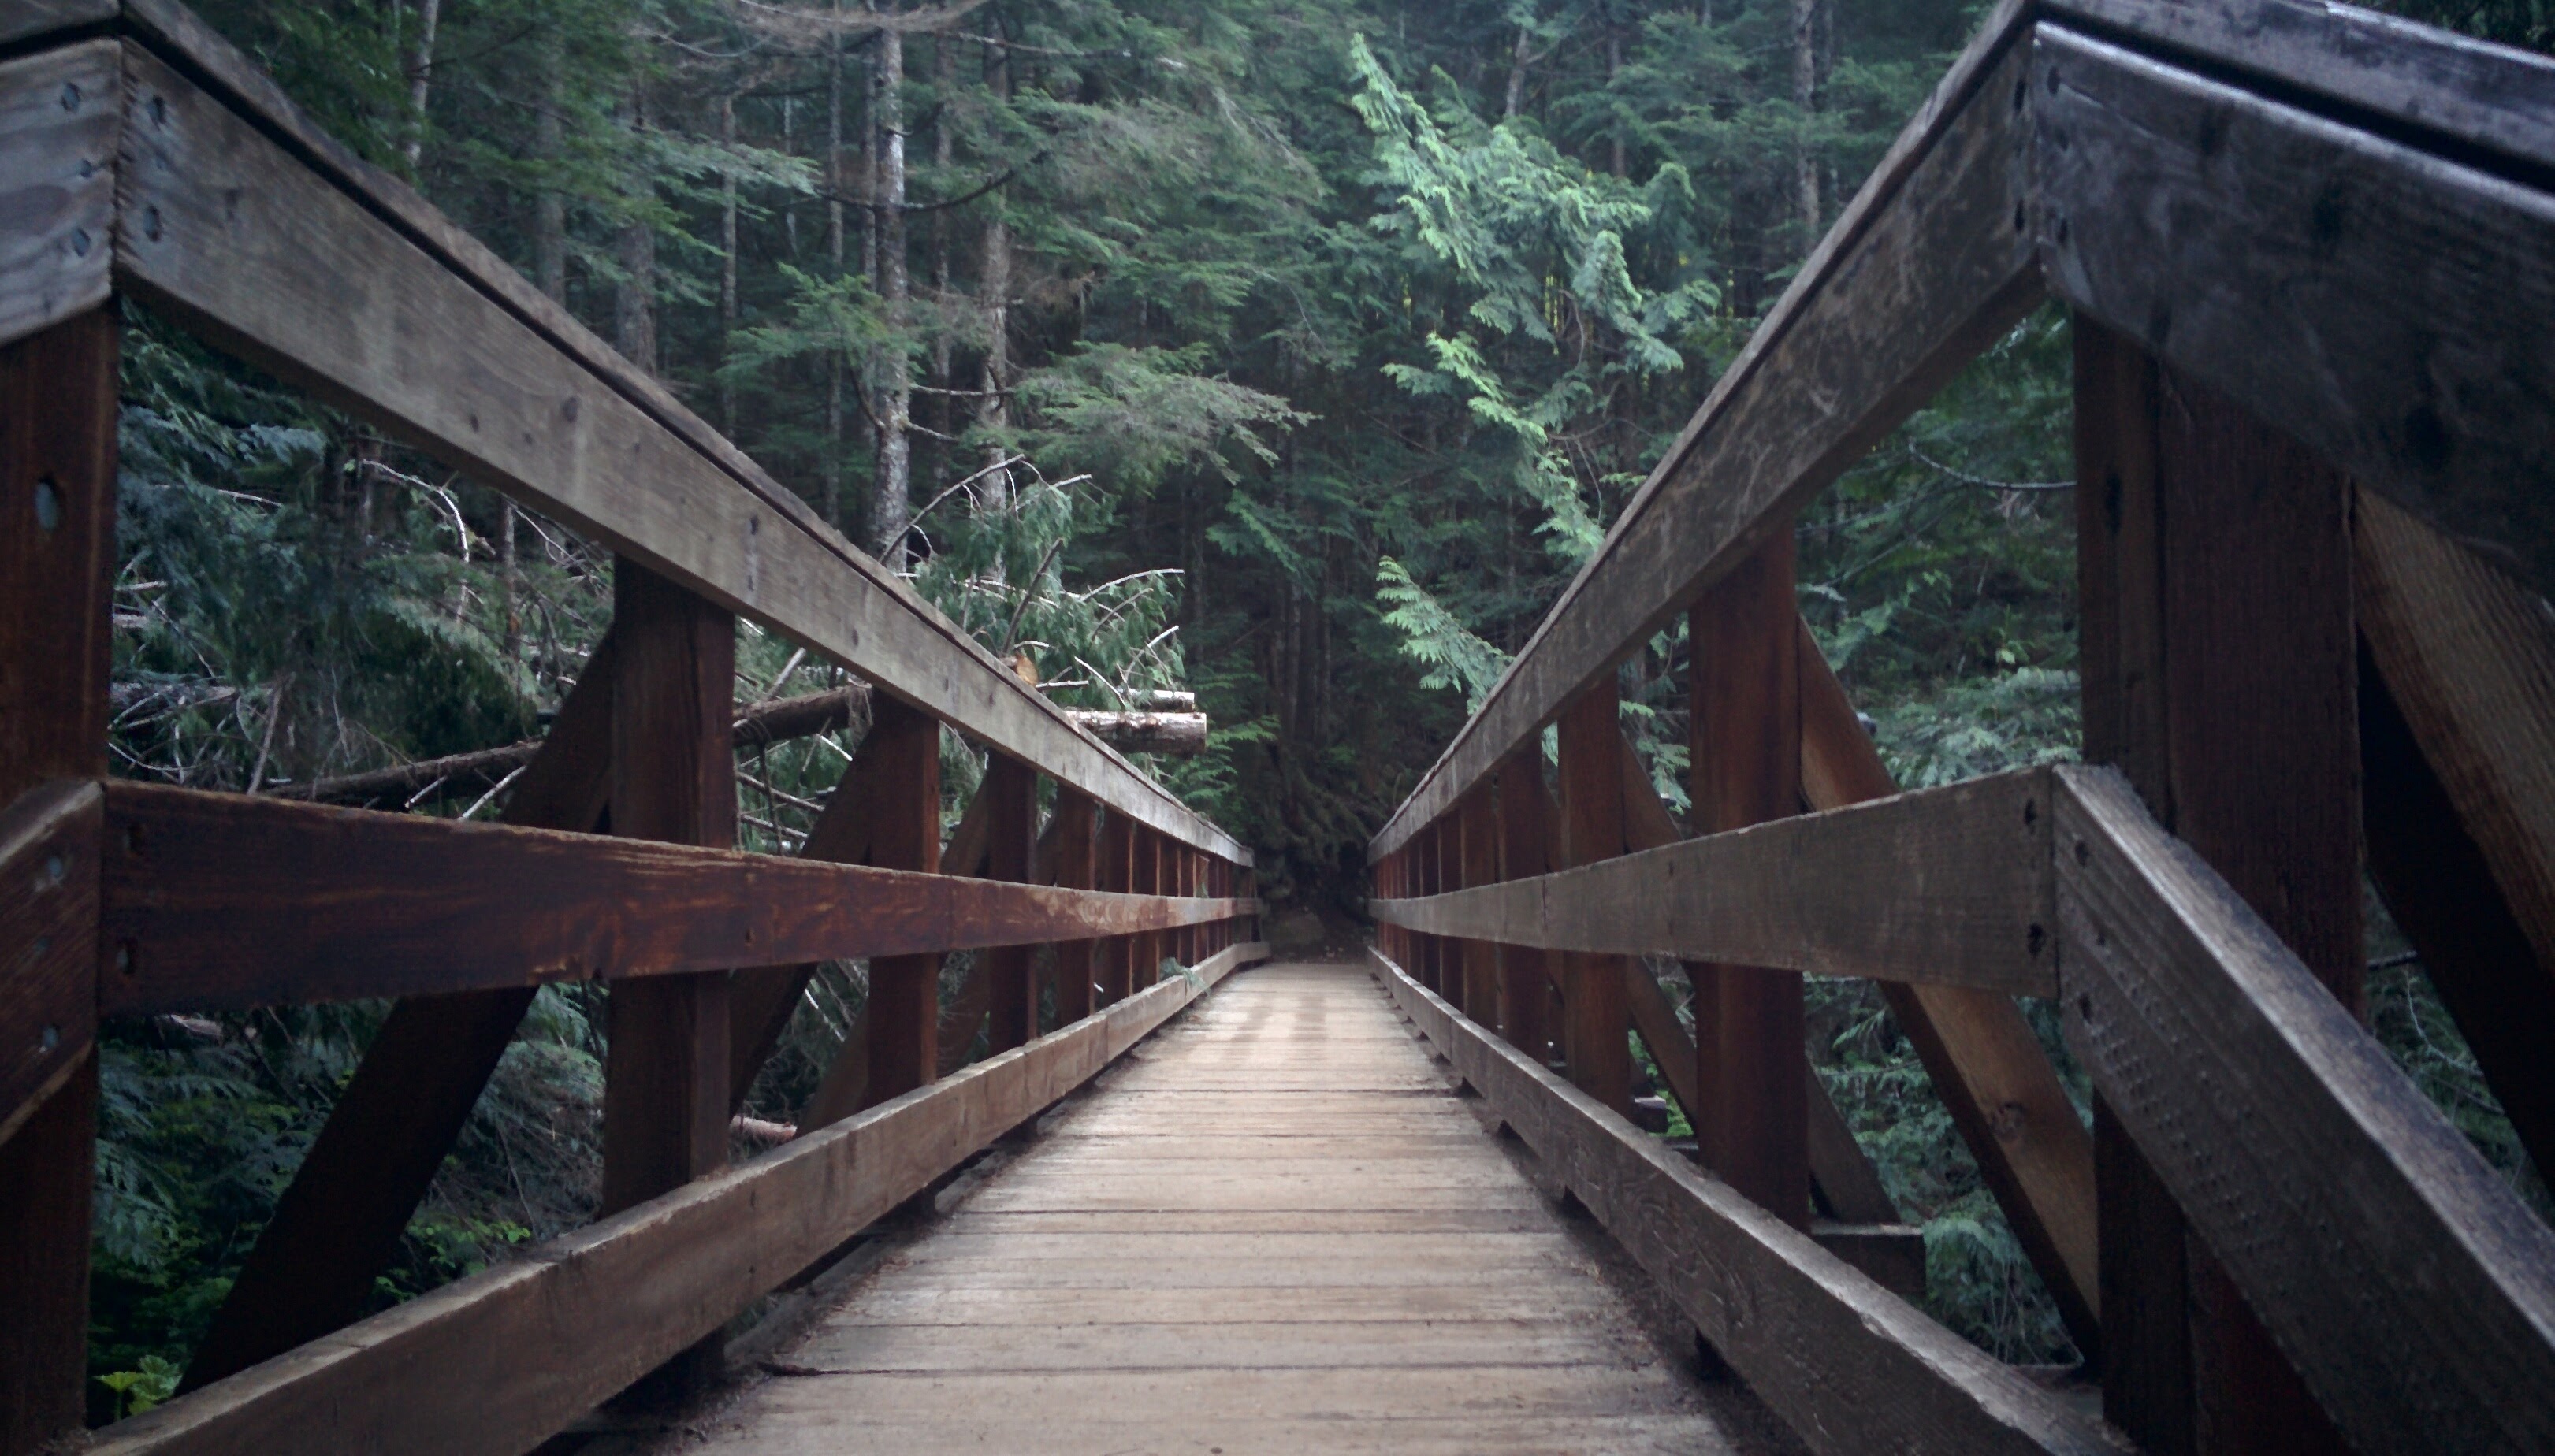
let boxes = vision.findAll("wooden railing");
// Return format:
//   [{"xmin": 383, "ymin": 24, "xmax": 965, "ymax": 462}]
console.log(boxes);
[
  {"xmin": 1368, "ymin": 0, "xmax": 2555, "ymax": 1452},
  {"xmin": 0, "ymin": 3, "xmax": 1265, "ymax": 1452}
]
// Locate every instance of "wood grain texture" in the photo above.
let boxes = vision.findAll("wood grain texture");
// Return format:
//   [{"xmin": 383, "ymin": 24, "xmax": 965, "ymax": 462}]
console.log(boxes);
[
  {"xmin": 673, "ymin": 960, "xmax": 1751, "ymax": 1456},
  {"xmin": 1797, "ymin": 616, "xmax": 2101, "ymax": 1358},
  {"xmin": 2042, "ymin": 0, "xmax": 2555, "ymax": 177},
  {"xmin": 0, "ymin": 40, "xmax": 116, "ymax": 351},
  {"xmin": 2032, "ymin": 22, "xmax": 2555, "ymax": 600},
  {"xmin": 181, "ymin": 641, "xmax": 615, "ymax": 1395},
  {"xmin": 97, "ymin": 782, "xmax": 1255, "ymax": 1015},
  {"xmin": 1373, "ymin": 948, "xmax": 2126, "ymax": 1456},
  {"xmin": 85, "ymin": 944, "xmax": 1266, "ymax": 1456},
  {"xmin": 103, "ymin": 39, "xmax": 1241, "ymax": 863},
  {"xmin": 2053, "ymin": 765, "xmax": 2555, "ymax": 1455},
  {"xmin": 1556, "ymin": 685, "xmax": 1631, "ymax": 1114},
  {"xmin": 1370, "ymin": 17, "xmax": 2039, "ymax": 861},
  {"xmin": 1048, "ymin": 789, "xmax": 1097, "ymax": 1025},
  {"xmin": 2356, "ymin": 488, "xmax": 2555, "ymax": 979},
  {"xmin": 0, "ymin": 306, "xmax": 113, "ymax": 1456},
  {"xmin": 1492, "ymin": 752, "xmax": 1553, "ymax": 1059},
  {"xmin": 1372, "ymin": 768, "xmax": 2055, "ymax": 997},
  {"xmin": 980, "ymin": 755, "xmax": 1039, "ymax": 1055}
]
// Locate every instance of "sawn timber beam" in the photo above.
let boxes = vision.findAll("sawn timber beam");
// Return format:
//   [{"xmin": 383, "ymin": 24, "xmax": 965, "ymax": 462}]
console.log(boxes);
[
  {"xmin": 97, "ymin": 782, "xmax": 1256, "ymax": 1015},
  {"xmin": 1371, "ymin": 767, "xmax": 2056, "ymax": 998}
]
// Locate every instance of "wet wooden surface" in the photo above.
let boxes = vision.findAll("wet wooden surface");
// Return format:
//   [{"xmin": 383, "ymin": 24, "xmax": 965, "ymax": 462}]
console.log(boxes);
[{"xmin": 685, "ymin": 961, "xmax": 1761, "ymax": 1454}]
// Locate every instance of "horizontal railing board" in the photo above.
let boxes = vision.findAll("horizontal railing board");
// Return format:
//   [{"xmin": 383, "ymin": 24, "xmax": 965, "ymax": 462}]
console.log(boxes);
[
  {"xmin": 1370, "ymin": 948, "xmax": 2126, "ymax": 1456},
  {"xmin": 14, "ymin": 14, "xmax": 1239, "ymax": 863},
  {"xmin": 0, "ymin": 39, "xmax": 115, "ymax": 347},
  {"xmin": 2033, "ymin": 23, "xmax": 2555, "ymax": 600},
  {"xmin": 1369, "ymin": 6, "xmax": 2039, "ymax": 861},
  {"xmin": 87, "ymin": 939, "xmax": 1266, "ymax": 1456},
  {"xmin": 1371, "ymin": 767, "xmax": 2055, "ymax": 997},
  {"xmin": 99, "ymin": 782, "xmax": 1255, "ymax": 1015},
  {"xmin": 2054, "ymin": 766, "xmax": 2555, "ymax": 1454},
  {"xmin": 2043, "ymin": 0, "xmax": 2555, "ymax": 180}
]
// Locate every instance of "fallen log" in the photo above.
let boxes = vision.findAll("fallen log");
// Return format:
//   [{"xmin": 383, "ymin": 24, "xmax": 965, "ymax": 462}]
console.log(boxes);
[{"xmin": 275, "ymin": 685, "xmax": 1203, "ymax": 808}]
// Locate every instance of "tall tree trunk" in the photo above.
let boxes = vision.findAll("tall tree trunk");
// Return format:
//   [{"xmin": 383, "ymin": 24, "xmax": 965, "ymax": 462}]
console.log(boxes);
[
  {"xmin": 870, "ymin": 22, "xmax": 912, "ymax": 570},
  {"xmin": 976, "ymin": 34, "xmax": 1013, "ymax": 535},
  {"xmin": 1606, "ymin": 11, "xmax": 1626, "ymax": 178},
  {"xmin": 826, "ymin": 15, "xmax": 847, "ymax": 529},
  {"xmin": 613, "ymin": 91, "xmax": 656, "ymax": 375},
  {"xmin": 720, "ymin": 95, "xmax": 738, "ymax": 437},
  {"xmin": 1791, "ymin": 0, "xmax": 1820, "ymax": 247},
  {"xmin": 1504, "ymin": 16, "xmax": 1534, "ymax": 119},
  {"xmin": 929, "ymin": 33, "xmax": 956, "ymax": 498},
  {"xmin": 402, "ymin": 0, "xmax": 441, "ymax": 170}
]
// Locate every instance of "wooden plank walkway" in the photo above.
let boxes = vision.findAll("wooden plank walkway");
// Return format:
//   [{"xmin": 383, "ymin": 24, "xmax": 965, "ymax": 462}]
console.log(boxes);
[{"xmin": 675, "ymin": 961, "xmax": 1776, "ymax": 1455}]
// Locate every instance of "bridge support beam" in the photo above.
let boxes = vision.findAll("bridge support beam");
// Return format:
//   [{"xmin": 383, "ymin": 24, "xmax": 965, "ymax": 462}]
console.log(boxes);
[
  {"xmin": 2075, "ymin": 314, "xmax": 2360, "ymax": 1454},
  {"xmin": 0, "ymin": 308, "xmax": 114, "ymax": 1454},
  {"xmin": 982, "ymin": 753, "xmax": 1040, "ymax": 1053},
  {"xmin": 1051, "ymin": 789, "xmax": 1098, "ymax": 1024},
  {"xmin": 1555, "ymin": 682, "xmax": 1632, "ymax": 1115},
  {"xmin": 1687, "ymin": 530, "xmax": 1810, "ymax": 1230},
  {"xmin": 1494, "ymin": 749, "xmax": 1555, "ymax": 1061}
]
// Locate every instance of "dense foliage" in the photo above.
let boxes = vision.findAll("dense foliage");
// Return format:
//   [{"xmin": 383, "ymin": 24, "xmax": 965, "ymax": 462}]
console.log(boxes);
[{"xmin": 84, "ymin": 0, "xmax": 2549, "ymax": 1414}]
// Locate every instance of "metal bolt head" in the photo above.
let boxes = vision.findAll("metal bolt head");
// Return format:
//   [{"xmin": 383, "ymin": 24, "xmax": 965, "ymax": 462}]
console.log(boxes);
[
  {"xmin": 59, "ymin": 82, "xmax": 79, "ymax": 112},
  {"xmin": 33, "ymin": 479, "xmax": 61, "ymax": 532},
  {"xmin": 43, "ymin": 853, "xmax": 64, "ymax": 884},
  {"xmin": 149, "ymin": 94, "xmax": 167, "ymax": 126},
  {"xmin": 39, "ymin": 1025, "xmax": 58, "ymax": 1052},
  {"xmin": 143, "ymin": 206, "xmax": 163, "ymax": 242},
  {"xmin": 69, "ymin": 228, "xmax": 90, "ymax": 258}
]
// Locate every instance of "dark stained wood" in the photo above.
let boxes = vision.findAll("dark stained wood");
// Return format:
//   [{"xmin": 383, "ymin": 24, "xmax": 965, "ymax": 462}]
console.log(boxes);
[
  {"xmin": 0, "ymin": 308, "xmax": 113, "ymax": 1456},
  {"xmin": 1458, "ymin": 787, "xmax": 1500, "ymax": 1016},
  {"xmin": 1371, "ymin": 769, "xmax": 2055, "ymax": 996},
  {"xmin": 1687, "ymin": 533, "xmax": 1809, "ymax": 1228},
  {"xmin": 2055, "ymin": 765, "xmax": 2555, "ymax": 1456},
  {"xmin": 1371, "ymin": 17, "xmax": 2038, "ymax": 860},
  {"xmin": 981, "ymin": 755, "xmax": 1039, "ymax": 1054},
  {"xmin": 1493, "ymin": 752, "xmax": 1553, "ymax": 1060},
  {"xmin": 1798, "ymin": 615, "xmax": 2102, "ymax": 1358},
  {"xmin": 599, "ymin": 559, "xmax": 735, "ymax": 1443},
  {"xmin": 1098, "ymin": 810, "xmax": 1133, "ymax": 1003},
  {"xmin": 1132, "ymin": 826, "xmax": 1162, "ymax": 990},
  {"xmin": 2073, "ymin": 315, "xmax": 2358, "ymax": 1450},
  {"xmin": 182, "ymin": 637, "xmax": 616, "ymax": 1394},
  {"xmin": 1555, "ymin": 683, "xmax": 1631, "ymax": 1116},
  {"xmin": 1373, "ymin": 948, "xmax": 2126, "ymax": 1456},
  {"xmin": 106, "ymin": 37, "xmax": 1241, "ymax": 864},
  {"xmin": 0, "ymin": 784, "xmax": 99, "ymax": 1148},
  {"xmin": 85, "ymin": 942, "xmax": 1266, "ymax": 1456},
  {"xmin": 2032, "ymin": 22, "xmax": 2555, "ymax": 601},
  {"xmin": 95, "ymin": 790, "xmax": 1252, "ymax": 1018},
  {"xmin": 2361, "ymin": 645, "xmax": 2555, "ymax": 1180},
  {"xmin": 0, "ymin": 40, "xmax": 117, "ymax": 352},
  {"xmin": 1050, "ymin": 789, "xmax": 1097, "ymax": 1025},
  {"xmin": 842, "ymin": 698, "xmax": 939, "ymax": 1120}
]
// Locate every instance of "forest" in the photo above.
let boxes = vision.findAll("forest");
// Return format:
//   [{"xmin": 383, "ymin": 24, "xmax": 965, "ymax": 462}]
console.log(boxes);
[{"xmin": 85, "ymin": 0, "xmax": 2553, "ymax": 1421}]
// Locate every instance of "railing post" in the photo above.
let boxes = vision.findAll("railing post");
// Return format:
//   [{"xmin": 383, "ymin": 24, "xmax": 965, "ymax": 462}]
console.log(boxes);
[
  {"xmin": 1132, "ymin": 826, "xmax": 1162, "ymax": 987},
  {"xmin": 1419, "ymin": 820, "xmax": 1445, "ymax": 994},
  {"xmin": 1459, "ymin": 786, "xmax": 1499, "ymax": 1016},
  {"xmin": 854, "ymin": 699, "xmax": 943, "ymax": 1109},
  {"xmin": 600, "ymin": 559, "xmax": 738, "ymax": 1395},
  {"xmin": 1099, "ymin": 809, "xmax": 1133, "ymax": 1001},
  {"xmin": 0, "ymin": 309, "xmax": 113, "ymax": 1456},
  {"xmin": 1687, "ymin": 532, "xmax": 1810, "ymax": 1229},
  {"xmin": 982, "ymin": 753, "xmax": 1039, "ymax": 1053},
  {"xmin": 2076, "ymin": 315, "xmax": 2360, "ymax": 1454},
  {"xmin": 1555, "ymin": 682, "xmax": 1631, "ymax": 1114},
  {"xmin": 1051, "ymin": 788, "xmax": 1097, "ymax": 1023},
  {"xmin": 1494, "ymin": 748, "xmax": 1553, "ymax": 1061}
]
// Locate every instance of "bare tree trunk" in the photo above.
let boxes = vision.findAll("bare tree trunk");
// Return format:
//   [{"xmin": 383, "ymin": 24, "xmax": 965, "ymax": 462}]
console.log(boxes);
[
  {"xmin": 976, "ymin": 34, "xmax": 1013, "ymax": 532},
  {"xmin": 720, "ymin": 94, "xmax": 738, "ymax": 437},
  {"xmin": 1792, "ymin": 0, "xmax": 1820, "ymax": 247},
  {"xmin": 929, "ymin": 33, "xmax": 956, "ymax": 497},
  {"xmin": 869, "ymin": 21, "xmax": 912, "ymax": 570},
  {"xmin": 403, "ymin": 0, "xmax": 441, "ymax": 170},
  {"xmin": 1504, "ymin": 17, "xmax": 1534, "ymax": 119}
]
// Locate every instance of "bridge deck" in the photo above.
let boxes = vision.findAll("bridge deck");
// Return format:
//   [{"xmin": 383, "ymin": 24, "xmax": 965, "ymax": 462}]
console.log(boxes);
[{"xmin": 679, "ymin": 961, "xmax": 1768, "ymax": 1454}]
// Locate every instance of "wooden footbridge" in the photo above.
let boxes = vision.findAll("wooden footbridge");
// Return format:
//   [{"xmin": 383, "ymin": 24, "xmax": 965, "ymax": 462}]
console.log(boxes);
[{"xmin": 4, "ymin": 0, "xmax": 2555, "ymax": 1450}]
